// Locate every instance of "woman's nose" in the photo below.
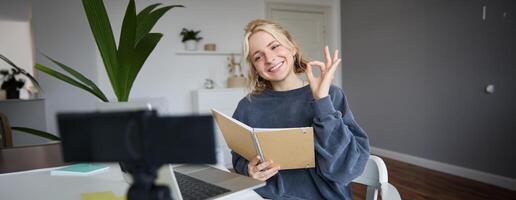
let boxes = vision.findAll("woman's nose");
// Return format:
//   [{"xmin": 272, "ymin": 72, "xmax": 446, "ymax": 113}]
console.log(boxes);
[{"xmin": 264, "ymin": 51, "xmax": 275, "ymax": 64}]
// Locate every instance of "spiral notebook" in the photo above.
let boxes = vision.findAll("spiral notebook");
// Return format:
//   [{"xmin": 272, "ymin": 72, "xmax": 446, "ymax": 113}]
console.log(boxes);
[{"xmin": 211, "ymin": 109, "xmax": 315, "ymax": 170}]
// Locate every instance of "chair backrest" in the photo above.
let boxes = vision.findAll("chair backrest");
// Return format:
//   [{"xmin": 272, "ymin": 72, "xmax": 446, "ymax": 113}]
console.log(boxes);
[
  {"xmin": 0, "ymin": 112, "xmax": 13, "ymax": 148},
  {"xmin": 353, "ymin": 155, "xmax": 389, "ymax": 186},
  {"xmin": 0, "ymin": 142, "xmax": 65, "ymax": 173},
  {"xmin": 352, "ymin": 155, "xmax": 391, "ymax": 200}
]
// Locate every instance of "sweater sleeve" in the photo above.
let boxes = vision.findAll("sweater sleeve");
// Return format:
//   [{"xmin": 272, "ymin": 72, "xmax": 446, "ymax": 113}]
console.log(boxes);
[
  {"xmin": 312, "ymin": 86, "xmax": 370, "ymax": 184},
  {"xmin": 231, "ymin": 100, "xmax": 250, "ymax": 176}
]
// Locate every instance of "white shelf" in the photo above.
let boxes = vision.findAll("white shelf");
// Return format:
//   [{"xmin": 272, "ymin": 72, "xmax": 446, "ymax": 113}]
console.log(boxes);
[
  {"xmin": 0, "ymin": 98, "xmax": 45, "ymax": 103},
  {"xmin": 175, "ymin": 51, "xmax": 241, "ymax": 56}
]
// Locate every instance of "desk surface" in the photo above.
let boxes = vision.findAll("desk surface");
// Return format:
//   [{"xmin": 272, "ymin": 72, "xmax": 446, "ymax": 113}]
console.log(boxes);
[{"xmin": 0, "ymin": 164, "xmax": 263, "ymax": 200}]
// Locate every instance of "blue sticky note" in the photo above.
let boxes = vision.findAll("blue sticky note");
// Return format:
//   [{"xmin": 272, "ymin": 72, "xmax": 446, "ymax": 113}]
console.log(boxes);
[{"xmin": 51, "ymin": 163, "xmax": 109, "ymax": 176}]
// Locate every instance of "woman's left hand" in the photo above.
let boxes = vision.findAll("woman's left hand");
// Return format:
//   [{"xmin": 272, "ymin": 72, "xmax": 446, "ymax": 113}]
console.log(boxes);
[{"xmin": 305, "ymin": 46, "xmax": 342, "ymax": 100}]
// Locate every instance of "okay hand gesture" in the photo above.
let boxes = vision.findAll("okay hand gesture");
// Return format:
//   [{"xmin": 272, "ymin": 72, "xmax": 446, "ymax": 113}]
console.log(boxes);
[{"xmin": 305, "ymin": 46, "xmax": 342, "ymax": 100}]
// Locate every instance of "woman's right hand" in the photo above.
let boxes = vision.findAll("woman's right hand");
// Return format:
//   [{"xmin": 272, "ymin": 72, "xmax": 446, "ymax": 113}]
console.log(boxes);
[
  {"xmin": 305, "ymin": 46, "xmax": 342, "ymax": 100},
  {"xmin": 247, "ymin": 155, "xmax": 280, "ymax": 181}
]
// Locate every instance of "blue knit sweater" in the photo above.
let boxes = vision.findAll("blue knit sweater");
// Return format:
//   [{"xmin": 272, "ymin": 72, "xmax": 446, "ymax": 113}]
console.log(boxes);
[{"xmin": 231, "ymin": 85, "xmax": 370, "ymax": 200}]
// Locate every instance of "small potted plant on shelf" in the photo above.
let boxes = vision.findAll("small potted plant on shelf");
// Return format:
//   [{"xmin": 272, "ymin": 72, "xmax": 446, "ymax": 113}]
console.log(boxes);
[
  {"xmin": 0, "ymin": 54, "xmax": 42, "ymax": 100},
  {"xmin": 0, "ymin": 69, "xmax": 25, "ymax": 99},
  {"xmin": 180, "ymin": 28, "xmax": 203, "ymax": 51}
]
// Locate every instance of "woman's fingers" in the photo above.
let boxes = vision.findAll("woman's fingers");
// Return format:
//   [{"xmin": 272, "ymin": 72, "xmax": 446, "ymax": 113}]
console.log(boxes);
[
  {"xmin": 324, "ymin": 46, "xmax": 332, "ymax": 67},
  {"xmin": 256, "ymin": 160, "xmax": 273, "ymax": 171},
  {"xmin": 333, "ymin": 49, "xmax": 339, "ymax": 63},
  {"xmin": 249, "ymin": 155, "xmax": 260, "ymax": 166},
  {"xmin": 305, "ymin": 63, "xmax": 315, "ymax": 84},
  {"xmin": 322, "ymin": 58, "xmax": 341, "ymax": 87},
  {"xmin": 322, "ymin": 48, "xmax": 341, "ymax": 77},
  {"xmin": 259, "ymin": 166, "xmax": 280, "ymax": 181},
  {"xmin": 325, "ymin": 49, "xmax": 339, "ymax": 72},
  {"xmin": 247, "ymin": 156, "xmax": 261, "ymax": 176},
  {"xmin": 248, "ymin": 159, "xmax": 279, "ymax": 181},
  {"xmin": 254, "ymin": 165, "xmax": 280, "ymax": 181},
  {"xmin": 327, "ymin": 58, "xmax": 342, "ymax": 76},
  {"xmin": 308, "ymin": 61, "xmax": 326, "ymax": 73}
]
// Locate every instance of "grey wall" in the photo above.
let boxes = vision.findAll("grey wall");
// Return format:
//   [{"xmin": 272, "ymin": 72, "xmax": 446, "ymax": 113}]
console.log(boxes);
[{"xmin": 341, "ymin": 0, "xmax": 516, "ymax": 178}]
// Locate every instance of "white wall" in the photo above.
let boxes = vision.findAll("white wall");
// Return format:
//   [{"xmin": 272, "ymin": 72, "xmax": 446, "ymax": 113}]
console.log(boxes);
[
  {"xmin": 0, "ymin": 20, "xmax": 34, "ymax": 75},
  {"xmin": 0, "ymin": 0, "xmax": 34, "ymax": 100},
  {"xmin": 30, "ymin": 0, "xmax": 340, "ymax": 134}
]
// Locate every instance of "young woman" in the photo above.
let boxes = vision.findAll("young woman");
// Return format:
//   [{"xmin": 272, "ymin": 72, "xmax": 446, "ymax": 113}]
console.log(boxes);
[{"xmin": 231, "ymin": 19, "xmax": 370, "ymax": 199}]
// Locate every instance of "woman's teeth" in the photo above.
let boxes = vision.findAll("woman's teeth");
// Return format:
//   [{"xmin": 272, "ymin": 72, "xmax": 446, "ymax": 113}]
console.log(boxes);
[{"xmin": 269, "ymin": 61, "xmax": 283, "ymax": 72}]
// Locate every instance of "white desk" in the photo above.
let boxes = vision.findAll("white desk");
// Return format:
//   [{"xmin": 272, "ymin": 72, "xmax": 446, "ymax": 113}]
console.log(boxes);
[{"xmin": 0, "ymin": 164, "xmax": 263, "ymax": 200}]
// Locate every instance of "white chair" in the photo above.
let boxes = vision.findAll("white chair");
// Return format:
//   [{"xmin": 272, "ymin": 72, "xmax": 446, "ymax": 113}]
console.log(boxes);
[{"xmin": 352, "ymin": 155, "xmax": 402, "ymax": 200}]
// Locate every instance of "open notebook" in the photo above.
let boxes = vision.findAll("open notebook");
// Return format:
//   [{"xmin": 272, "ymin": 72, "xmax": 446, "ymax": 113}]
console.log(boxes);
[{"xmin": 211, "ymin": 109, "xmax": 315, "ymax": 170}]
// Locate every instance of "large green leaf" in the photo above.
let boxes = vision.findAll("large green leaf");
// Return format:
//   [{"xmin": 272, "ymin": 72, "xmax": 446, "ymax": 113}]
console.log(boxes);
[
  {"xmin": 12, "ymin": 127, "xmax": 61, "ymax": 141},
  {"xmin": 135, "ymin": 5, "xmax": 183, "ymax": 44},
  {"xmin": 82, "ymin": 0, "xmax": 120, "ymax": 99},
  {"xmin": 35, "ymin": 64, "xmax": 109, "ymax": 102},
  {"xmin": 122, "ymin": 33, "xmax": 163, "ymax": 101},
  {"xmin": 136, "ymin": 3, "xmax": 162, "ymax": 23},
  {"xmin": 43, "ymin": 55, "xmax": 108, "ymax": 102},
  {"xmin": 117, "ymin": 0, "xmax": 138, "ymax": 101},
  {"xmin": 38, "ymin": 0, "xmax": 182, "ymax": 103}
]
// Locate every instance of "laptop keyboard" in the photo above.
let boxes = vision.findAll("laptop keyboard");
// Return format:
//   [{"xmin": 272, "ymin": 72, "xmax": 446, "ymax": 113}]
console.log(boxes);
[{"xmin": 174, "ymin": 171, "xmax": 231, "ymax": 200}]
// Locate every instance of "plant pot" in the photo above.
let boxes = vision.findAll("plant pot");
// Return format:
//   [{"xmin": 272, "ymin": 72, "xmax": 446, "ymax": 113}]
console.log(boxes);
[
  {"xmin": 5, "ymin": 88, "xmax": 20, "ymax": 99},
  {"xmin": 184, "ymin": 40, "xmax": 198, "ymax": 51}
]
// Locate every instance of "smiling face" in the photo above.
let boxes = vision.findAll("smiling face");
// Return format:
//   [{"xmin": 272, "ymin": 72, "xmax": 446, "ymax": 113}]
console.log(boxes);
[{"xmin": 248, "ymin": 31, "xmax": 297, "ymax": 83}]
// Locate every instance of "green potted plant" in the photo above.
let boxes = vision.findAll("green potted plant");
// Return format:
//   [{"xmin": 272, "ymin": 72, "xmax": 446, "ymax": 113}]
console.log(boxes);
[
  {"xmin": 34, "ymin": 0, "xmax": 183, "ymax": 181},
  {"xmin": 36, "ymin": 0, "xmax": 183, "ymax": 103},
  {"xmin": 180, "ymin": 28, "xmax": 203, "ymax": 51},
  {"xmin": 0, "ymin": 69, "xmax": 25, "ymax": 99}
]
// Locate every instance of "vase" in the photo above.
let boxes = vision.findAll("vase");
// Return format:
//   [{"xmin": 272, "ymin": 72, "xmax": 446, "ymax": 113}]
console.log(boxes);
[
  {"xmin": 184, "ymin": 40, "xmax": 198, "ymax": 51},
  {"xmin": 227, "ymin": 76, "xmax": 248, "ymax": 88}
]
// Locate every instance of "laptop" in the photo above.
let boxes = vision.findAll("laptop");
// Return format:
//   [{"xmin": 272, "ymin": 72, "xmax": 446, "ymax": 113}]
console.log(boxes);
[{"xmin": 156, "ymin": 164, "xmax": 265, "ymax": 200}]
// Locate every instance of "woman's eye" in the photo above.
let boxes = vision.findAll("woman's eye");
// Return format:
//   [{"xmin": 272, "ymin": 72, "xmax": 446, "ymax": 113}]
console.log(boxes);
[
  {"xmin": 272, "ymin": 44, "xmax": 280, "ymax": 50},
  {"xmin": 254, "ymin": 56, "xmax": 262, "ymax": 61}
]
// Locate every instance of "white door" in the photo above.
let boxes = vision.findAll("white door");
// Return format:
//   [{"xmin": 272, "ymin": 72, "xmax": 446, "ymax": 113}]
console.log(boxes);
[{"xmin": 267, "ymin": 4, "xmax": 329, "ymax": 76}]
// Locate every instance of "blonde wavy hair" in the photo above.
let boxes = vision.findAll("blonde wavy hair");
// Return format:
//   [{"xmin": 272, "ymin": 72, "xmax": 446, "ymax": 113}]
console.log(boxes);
[{"xmin": 243, "ymin": 19, "xmax": 309, "ymax": 95}]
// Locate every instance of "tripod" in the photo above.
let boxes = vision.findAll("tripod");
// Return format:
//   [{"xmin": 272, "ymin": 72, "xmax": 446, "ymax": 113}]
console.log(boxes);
[{"xmin": 123, "ymin": 163, "xmax": 172, "ymax": 200}]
